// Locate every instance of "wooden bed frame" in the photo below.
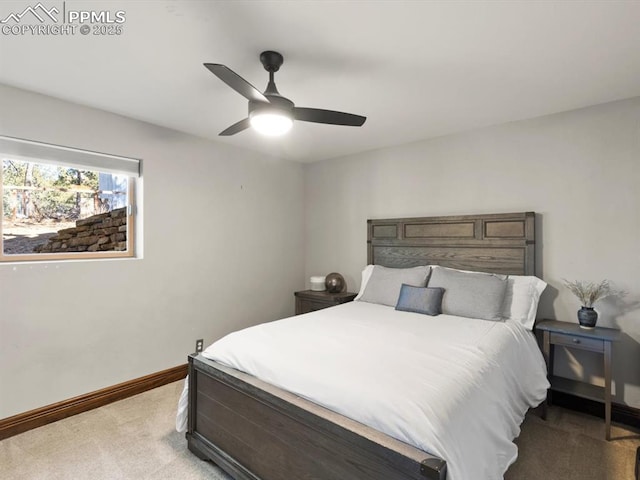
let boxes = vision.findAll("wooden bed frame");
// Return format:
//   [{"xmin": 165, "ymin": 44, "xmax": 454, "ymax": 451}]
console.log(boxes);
[{"xmin": 187, "ymin": 212, "xmax": 537, "ymax": 480}]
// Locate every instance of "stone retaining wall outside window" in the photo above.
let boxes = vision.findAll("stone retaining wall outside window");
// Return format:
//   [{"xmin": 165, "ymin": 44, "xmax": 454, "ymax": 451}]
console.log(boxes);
[{"xmin": 36, "ymin": 207, "xmax": 127, "ymax": 253}]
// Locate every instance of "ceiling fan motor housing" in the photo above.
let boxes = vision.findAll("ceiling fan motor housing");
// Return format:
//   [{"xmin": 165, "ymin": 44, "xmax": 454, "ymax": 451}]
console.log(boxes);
[{"xmin": 249, "ymin": 95, "xmax": 294, "ymax": 119}]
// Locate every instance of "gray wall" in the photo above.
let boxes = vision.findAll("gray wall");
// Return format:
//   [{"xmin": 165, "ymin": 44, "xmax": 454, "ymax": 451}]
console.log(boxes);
[
  {"xmin": 2, "ymin": 84, "xmax": 638, "ymax": 419},
  {"xmin": 0, "ymin": 85, "xmax": 305, "ymax": 418},
  {"xmin": 304, "ymin": 97, "xmax": 640, "ymax": 408}
]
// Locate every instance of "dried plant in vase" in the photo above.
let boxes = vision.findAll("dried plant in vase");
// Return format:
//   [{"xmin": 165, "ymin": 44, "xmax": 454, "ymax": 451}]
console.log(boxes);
[{"xmin": 562, "ymin": 279, "xmax": 613, "ymax": 329}]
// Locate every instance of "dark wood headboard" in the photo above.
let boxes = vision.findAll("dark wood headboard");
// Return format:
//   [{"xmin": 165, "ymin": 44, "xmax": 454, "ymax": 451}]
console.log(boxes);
[{"xmin": 367, "ymin": 212, "xmax": 536, "ymax": 276}]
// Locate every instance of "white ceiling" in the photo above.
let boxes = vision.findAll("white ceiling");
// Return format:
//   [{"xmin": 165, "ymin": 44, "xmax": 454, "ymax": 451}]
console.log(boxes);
[{"xmin": 1, "ymin": 1, "xmax": 639, "ymax": 163}]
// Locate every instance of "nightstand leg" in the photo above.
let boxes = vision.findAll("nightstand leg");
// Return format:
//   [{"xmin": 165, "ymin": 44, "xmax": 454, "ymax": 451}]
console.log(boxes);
[{"xmin": 604, "ymin": 341, "xmax": 612, "ymax": 441}]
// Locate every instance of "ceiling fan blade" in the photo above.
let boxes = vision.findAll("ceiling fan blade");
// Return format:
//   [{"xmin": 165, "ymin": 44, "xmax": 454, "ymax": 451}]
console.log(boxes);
[
  {"xmin": 294, "ymin": 107, "xmax": 366, "ymax": 127},
  {"xmin": 204, "ymin": 63, "xmax": 269, "ymax": 103},
  {"xmin": 219, "ymin": 118, "xmax": 250, "ymax": 136}
]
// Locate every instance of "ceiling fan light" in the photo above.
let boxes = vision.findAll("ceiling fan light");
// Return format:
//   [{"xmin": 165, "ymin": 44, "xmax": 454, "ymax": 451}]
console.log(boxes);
[{"xmin": 250, "ymin": 112, "xmax": 293, "ymax": 136}]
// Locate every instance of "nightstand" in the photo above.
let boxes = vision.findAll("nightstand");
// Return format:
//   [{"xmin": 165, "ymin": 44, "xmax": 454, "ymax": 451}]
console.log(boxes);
[
  {"xmin": 536, "ymin": 319, "xmax": 621, "ymax": 440},
  {"xmin": 294, "ymin": 290, "xmax": 357, "ymax": 315}
]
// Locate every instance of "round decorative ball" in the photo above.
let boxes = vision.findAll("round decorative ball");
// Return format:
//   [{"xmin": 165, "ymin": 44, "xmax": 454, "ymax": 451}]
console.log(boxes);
[{"xmin": 325, "ymin": 272, "xmax": 345, "ymax": 293}]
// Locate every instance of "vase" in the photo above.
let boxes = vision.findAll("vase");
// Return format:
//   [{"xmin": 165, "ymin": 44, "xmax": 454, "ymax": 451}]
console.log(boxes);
[
  {"xmin": 325, "ymin": 272, "xmax": 345, "ymax": 293},
  {"xmin": 577, "ymin": 306, "xmax": 598, "ymax": 329}
]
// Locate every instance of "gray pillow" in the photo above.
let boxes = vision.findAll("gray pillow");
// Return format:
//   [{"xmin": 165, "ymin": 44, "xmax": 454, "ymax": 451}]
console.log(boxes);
[
  {"xmin": 427, "ymin": 267, "xmax": 508, "ymax": 321},
  {"xmin": 395, "ymin": 284, "xmax": 444, "ymax": 316},
  {"xmin": 357, "ymin": 265, "xmax": 430, "ymax": 307}
]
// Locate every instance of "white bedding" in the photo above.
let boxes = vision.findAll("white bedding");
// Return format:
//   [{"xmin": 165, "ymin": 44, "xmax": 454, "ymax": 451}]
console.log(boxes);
[{"xmin": 181, "ymin": 301, "xmax": 549, "ymax": 480}]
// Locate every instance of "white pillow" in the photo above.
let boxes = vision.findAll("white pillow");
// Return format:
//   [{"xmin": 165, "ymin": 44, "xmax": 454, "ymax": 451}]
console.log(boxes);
[
  {"xmin": 354, "ymin": 265, "xmax": 375, "ymax": 301},
  {"xmin": 501, "ymin": 275, "xmax": 547, "ymax": 330}
]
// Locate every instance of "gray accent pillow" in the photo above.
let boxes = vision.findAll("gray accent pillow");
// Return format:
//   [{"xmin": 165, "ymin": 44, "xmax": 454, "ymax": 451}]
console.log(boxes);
[
  {"xmin": 427, "ymin": 267, "xmax": 508, "ymax": 321},
  {"xmin": 357, "ymin": 265, "xmax": 430, "ymax": 307},
  {"xmin": 395, "ymin": 284, "xmax": 444, "ymax": 316}
]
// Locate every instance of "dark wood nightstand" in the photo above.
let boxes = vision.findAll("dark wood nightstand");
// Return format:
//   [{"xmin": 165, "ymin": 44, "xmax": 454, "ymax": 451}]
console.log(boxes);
[
  {"xmin": 536, "ymin": 319, "xmax": 621, "ymax": 440},
  {"xmin": 294, "ymin": 290, "xmax": 357, "ymax": 315}
]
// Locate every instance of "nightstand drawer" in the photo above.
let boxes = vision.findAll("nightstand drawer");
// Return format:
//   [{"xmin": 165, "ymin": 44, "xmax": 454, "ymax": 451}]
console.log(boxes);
[
  {"xmin": 550, "ymin": 332, "xmax": 604, "ymax": 352},
  {"xmin": 297, "ymin": 299, "xmax": 332, "ymax": 314},
  {"xmin": 294, "ymin": 290, "xmax": 357, "ymax": 315}
]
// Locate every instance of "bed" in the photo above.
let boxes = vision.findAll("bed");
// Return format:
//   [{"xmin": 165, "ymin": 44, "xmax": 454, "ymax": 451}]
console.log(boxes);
[{"xmin": 182, "ymin": 212, "xmax": 548, "ymax": 480}]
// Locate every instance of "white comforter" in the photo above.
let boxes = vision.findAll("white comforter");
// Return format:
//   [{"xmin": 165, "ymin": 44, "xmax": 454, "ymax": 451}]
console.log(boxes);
[{"xmin": 190, "ymin": 301, "xmax": 549, "ymax": 480}]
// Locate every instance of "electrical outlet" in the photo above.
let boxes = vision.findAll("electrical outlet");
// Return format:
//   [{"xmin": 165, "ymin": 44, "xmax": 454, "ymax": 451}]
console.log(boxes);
[{"xmin": 195, "ymin": 339, "xmax": 204, "ymax": 353}]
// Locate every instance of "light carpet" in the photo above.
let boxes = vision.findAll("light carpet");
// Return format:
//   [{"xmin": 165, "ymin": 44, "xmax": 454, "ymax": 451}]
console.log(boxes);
[{"xmin": 1, "ymin": 381, "xmax": 638, "ymax": 479}]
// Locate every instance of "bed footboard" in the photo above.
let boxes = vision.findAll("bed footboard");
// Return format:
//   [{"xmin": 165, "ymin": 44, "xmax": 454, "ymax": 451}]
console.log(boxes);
[{"xmin": 186, "ymin": 354, "xmax": 446, "ymax": 480}]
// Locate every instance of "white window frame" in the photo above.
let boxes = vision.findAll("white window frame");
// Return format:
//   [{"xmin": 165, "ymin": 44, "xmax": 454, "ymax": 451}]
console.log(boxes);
[{"xmin": 0, "ymin": 135, "xmax": 140, "ymax": 262}]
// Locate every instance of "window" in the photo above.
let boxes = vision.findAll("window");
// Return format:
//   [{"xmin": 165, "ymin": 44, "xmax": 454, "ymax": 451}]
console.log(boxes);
[{"xmin": 0, "ymin": 136, "xmax": 140, "ymax": 262}]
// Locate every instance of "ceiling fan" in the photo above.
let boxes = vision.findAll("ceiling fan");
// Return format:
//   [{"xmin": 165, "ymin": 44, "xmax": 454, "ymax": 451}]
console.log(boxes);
[{"xmin": 204, "ymin": 51, "xmax": 366, "ymax": 136}]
